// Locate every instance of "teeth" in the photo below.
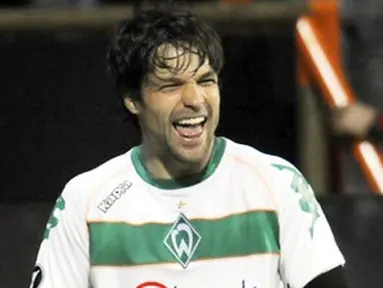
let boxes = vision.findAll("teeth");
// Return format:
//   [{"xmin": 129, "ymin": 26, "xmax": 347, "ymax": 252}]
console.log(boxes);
[{"xmin": 176, "ymin": 117, "xmax": 205, "ymax": 126}]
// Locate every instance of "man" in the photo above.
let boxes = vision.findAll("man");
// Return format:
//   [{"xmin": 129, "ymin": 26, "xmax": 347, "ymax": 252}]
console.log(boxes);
[
  {"xmin": 331, "ymin": 103, "xmax": 383, "ymax": 194},
  {"xmin": 332, "ymin": 102, "xmax": 383, "ymax": 141},
  {"xmin": 30, "ymin": 3, "xmax": 347, "ymax": 288}
]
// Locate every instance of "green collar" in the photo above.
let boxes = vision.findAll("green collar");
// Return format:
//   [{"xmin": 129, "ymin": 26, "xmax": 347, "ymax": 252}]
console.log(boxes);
[{"xmin": 131, "ymin": 137, "xmax": 226, "ymax": 190}]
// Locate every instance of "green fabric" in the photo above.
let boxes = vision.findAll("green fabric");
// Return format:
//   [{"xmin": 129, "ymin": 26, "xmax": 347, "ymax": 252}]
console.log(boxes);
[{"xmin": 89, "ymin": 211, "xmax": 279, "ymax": 266}]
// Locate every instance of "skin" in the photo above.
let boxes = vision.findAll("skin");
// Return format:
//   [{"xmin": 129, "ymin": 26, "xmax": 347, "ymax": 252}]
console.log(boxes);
[
  {"xmin": 332, "ymin": 102, "xmax": 378, "ymax": 138},
  {"xmin": 124, "ymin": 44, "xmax": 221, "ymax": 180}
]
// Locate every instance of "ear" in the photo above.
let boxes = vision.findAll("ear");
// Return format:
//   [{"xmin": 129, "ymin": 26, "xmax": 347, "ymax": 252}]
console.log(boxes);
[{"xmin": 123, "ymin": 96, "xmax": 140, "ymax": 115}]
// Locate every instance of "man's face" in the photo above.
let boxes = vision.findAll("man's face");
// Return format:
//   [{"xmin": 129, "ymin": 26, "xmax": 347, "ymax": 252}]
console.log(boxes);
[{"xmin": 126, "ymin": 45, "xmax": 220, "ymax": 165}]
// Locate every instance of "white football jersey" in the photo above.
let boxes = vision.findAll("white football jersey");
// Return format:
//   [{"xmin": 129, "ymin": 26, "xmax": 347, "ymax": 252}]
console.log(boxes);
[{"xmin": 30, "ymin": 137, "xmax": 345, "ymax": 288}]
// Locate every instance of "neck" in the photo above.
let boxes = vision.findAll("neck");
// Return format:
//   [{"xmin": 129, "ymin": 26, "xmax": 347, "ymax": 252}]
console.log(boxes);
[{"xmin": 141, "ymin": 140, "xmax": 215, "ymax": 181}]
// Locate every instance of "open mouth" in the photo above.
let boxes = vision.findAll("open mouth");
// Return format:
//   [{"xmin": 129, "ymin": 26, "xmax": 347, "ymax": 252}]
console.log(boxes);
[{"xmin": 172, "ymin": 116, "xmax": 207, "ymax": 139}]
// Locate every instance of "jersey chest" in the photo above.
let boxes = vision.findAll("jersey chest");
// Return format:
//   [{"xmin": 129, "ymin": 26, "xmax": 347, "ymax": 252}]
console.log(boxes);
[{"xmin": 87, "ymin": 171, "xmax": 281, "ymax": 287}]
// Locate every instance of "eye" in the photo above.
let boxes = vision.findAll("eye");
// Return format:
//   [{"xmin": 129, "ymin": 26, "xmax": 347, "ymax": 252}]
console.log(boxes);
[
  {"xmin": 158, "ymin": 83, "xmax": 182, "ymax": 92},
  {"xmin": 198, "ymin": 78, "xmax": 217, "ymax": 86}
]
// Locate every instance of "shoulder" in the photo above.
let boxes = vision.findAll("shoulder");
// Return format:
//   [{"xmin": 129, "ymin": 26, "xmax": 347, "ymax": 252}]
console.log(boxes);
[
  {"xmin": 223, "ymin": 137, "xmax": 307, "ymax": 202},
  {"xmin": 223, "ymin": 137, "xmax": 297, "ymax": 176},
  {"xmin": 60, "ymin": 149, "xmax": 134, "ymax": 206}
]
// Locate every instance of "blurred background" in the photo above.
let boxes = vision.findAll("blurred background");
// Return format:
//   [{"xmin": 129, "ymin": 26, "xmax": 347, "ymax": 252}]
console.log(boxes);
[{"xmin": 0, "ymin": 0, "xmax": 382, "ymax": 287}]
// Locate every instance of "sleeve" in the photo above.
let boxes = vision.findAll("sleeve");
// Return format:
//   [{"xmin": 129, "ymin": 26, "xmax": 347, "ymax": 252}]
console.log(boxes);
[
  {"xmin": 271, "ymin": 161, "xmax": 345, "ymax": 288},
  {"xmin": 29, "ymin": 180, "xmax": 90, "ymax": 288},
  {"xmin": 304, "ymin": 266, "xmax": 348, "ymax": 288}
]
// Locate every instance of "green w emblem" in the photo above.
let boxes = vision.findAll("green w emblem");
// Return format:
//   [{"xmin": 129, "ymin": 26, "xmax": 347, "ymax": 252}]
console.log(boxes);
[{"xmin": 163, "ymin": 213, "xmax": 201, "ymax": 269}]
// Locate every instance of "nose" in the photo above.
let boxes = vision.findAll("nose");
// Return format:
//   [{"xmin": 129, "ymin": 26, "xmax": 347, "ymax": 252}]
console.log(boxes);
[{"xmin": 181, "ymin": 83, "xmax": 205, "ymax": 109}]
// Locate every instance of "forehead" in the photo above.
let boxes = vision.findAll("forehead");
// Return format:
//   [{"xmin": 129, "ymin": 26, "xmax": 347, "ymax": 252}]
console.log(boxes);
[{"xmin": 150, "ymin": 43, "xmax": 213, "ymax": 81}]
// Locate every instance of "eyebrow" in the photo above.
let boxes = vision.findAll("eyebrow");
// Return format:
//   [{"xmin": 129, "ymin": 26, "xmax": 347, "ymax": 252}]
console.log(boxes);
[
  {"xmin": 197, "ymin": 70, "xmax": 217, "ymax": 80},
  {"xmin": 151, "ymin": 69, "xmax": 217, "ymax": 85}
]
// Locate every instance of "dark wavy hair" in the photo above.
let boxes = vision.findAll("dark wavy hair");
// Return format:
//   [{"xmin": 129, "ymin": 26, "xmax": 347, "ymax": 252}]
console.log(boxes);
[{"xmin": 107, "ymin": 1, "xmax": 224, "ymax": 101}]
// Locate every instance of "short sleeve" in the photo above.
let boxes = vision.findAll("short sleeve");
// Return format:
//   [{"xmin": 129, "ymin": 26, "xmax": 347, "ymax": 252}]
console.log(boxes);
[
  {"xmin": 271, "ymin": 161, "xmax": 345, "ymax": 288},
  {"xmin": 29, "ymin": 180, "xmax": 90, "ymax": 288}
]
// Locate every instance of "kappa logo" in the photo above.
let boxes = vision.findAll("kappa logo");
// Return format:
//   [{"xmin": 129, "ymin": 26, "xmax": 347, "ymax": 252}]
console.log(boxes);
[
  {"xmin": 97, "ymin": 180, "xmax": 132, "ymax": 213},
  {"xmin": 163, "ymin": 213, "xmax": 201, "ymax": 269},
  {"xmin": 44, "ymin": 196, "xmax": 65, "ymax": 239},
  {"xmin": 272, "ymin": 163, "xmax": 320, "ymax": 238}
]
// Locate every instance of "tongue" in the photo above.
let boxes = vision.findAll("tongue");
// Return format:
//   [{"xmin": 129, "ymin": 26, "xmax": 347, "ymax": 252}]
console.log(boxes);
[{"xmin": 175, "ymin": 124, "xmax": 203, "ymax": 138}]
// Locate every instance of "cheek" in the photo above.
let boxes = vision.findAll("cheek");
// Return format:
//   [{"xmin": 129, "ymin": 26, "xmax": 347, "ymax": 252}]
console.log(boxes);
[
  {"xmin": 142, "ymin": 106, "xmax": 168, "ymax": 130},
  {"xmin": 206, "ymin": 87, "xmax": 220, "ymax": 114},
  {"xmin": 141, "ymin": 95, "xmax": 176, "ymax": 130}
]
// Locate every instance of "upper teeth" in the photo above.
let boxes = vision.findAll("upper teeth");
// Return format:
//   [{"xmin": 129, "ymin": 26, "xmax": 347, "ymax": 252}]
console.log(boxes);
[{"xmin": 176, "ymin": 117, "xmax": 205, "ymax": 125}]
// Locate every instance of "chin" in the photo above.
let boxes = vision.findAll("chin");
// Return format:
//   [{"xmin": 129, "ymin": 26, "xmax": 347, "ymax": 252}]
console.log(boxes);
[
  {"xmin": 173, "ymin": 147, "xmax": 207, "ymax": 165},
  {"xmin": 171, "ymin": 139, "xmax": 211, "ymax": 165}
]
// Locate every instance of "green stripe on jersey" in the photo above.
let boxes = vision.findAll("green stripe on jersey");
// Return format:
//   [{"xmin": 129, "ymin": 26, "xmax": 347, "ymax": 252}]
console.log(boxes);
[{"xmin": 89, "ymin": 211, "xmax": 279, "ymax": 266}]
